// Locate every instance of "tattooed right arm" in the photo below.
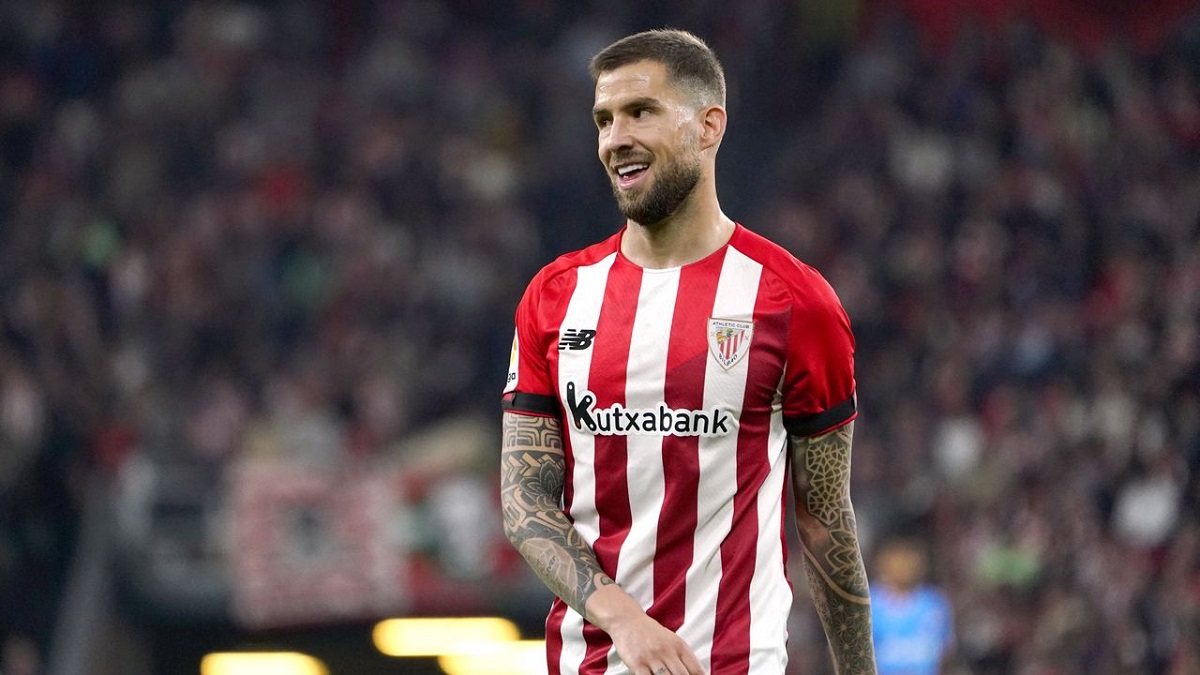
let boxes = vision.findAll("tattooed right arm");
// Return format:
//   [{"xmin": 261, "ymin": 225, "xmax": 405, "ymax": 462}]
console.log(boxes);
[
  {"xmin": 500, "ymin": 412, "xmax": 613, "ymax": 618},
  {"xmin": 500, "ymin": 411, "xmax": 706, "ymax": 673}
]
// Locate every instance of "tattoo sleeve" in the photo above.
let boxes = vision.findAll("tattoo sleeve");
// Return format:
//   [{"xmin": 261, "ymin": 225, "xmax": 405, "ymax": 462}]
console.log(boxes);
[
  {"xmin": 500, "ymin": 412, "xmax": 615, "ymax": 619},
  {"xmin": 790, "ymin": 421, "xmax": 878, "ymax": 674}
]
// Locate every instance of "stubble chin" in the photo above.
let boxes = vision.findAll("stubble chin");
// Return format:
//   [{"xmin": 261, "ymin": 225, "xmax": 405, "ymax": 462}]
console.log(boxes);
[
  {"xmin": 617, "ymin": 193, "xmax": 664, "ymax": 228},
  {"xmin": 614, "ymin": 190, "xmax": 647, "ymax": 224},
  {"xmin": 612, "ymin": 161, "xmax": 701, "ymax": 227}
]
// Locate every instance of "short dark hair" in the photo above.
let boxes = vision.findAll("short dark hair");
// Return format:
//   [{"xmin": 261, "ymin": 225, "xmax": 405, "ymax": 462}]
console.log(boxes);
[{"xmin": 589, "ymin": 29, "xmax": 726, "ymax": 107}]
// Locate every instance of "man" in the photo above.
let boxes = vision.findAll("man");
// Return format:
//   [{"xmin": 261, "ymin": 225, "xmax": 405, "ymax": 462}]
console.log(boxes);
[
  {"xmin": 870, "ymin": 538, "xmax": 954, "ymax": 675},
  {"xmin": 501, "ymin": 29, "xmax": 876, "ymax": 675}
]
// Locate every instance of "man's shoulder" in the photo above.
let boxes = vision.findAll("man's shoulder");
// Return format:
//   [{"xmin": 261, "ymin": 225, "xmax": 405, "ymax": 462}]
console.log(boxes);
[
  {"xmin": 527, "ymin": 230, "xmax": 623, "ymax": 291},
  {"xmin": 730, "ymin": 224, "xmax": 837, "ymax": 302}
]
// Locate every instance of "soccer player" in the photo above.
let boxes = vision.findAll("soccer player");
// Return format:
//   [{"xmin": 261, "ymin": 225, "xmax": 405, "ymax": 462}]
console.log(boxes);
[
  {"xmin": 870, "ymin": 538, "xmax": 954, "ymax": 675},
  {"xmin": 501, "ymin": 29, "xmax": 877, "ymax": 675}
]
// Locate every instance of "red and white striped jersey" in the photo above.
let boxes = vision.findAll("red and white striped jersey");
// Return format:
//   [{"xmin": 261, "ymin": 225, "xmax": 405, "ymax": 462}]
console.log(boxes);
[{"xmin": 502, "ymin": 223, "xmax": 857, "ymax": 675}]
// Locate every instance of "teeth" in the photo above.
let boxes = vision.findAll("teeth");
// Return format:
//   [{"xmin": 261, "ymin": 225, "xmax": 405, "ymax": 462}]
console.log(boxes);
[{"xmin": 617, "ymin": 163, "xmax": 648, "ymax": 177}]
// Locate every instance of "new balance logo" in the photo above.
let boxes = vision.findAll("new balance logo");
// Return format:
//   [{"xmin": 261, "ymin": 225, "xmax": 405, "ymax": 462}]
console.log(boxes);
[{"xmin": 558, "ymin": 328, "xmax": 597, "ymax": 351}]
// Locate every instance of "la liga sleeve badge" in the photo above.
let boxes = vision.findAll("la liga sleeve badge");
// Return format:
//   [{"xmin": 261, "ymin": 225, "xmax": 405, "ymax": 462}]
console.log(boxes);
[
  {"xmin": 707, "ymin": 318, "xmax": 754, "ymax": 370},
  {"xmin": 504, "ymin": 329, "xmax": 519, "ymax": 393}
]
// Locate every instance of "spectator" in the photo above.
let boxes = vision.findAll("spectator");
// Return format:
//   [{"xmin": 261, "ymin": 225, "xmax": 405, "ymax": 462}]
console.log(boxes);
[{"xmin": 870, "ymin": 537, "xmax": 955, "ymax": 675}]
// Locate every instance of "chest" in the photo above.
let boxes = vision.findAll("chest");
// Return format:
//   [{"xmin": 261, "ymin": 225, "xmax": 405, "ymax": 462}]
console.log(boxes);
[{"xmin": 549, "ymin": 284, "xmax": 789, "ymax": 437}]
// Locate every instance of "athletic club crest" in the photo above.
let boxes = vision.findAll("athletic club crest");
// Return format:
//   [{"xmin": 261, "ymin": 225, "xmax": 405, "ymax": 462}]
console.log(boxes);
[{"xmin": 707, "ymin": 318, "xmax": 754, "ymax": 370}]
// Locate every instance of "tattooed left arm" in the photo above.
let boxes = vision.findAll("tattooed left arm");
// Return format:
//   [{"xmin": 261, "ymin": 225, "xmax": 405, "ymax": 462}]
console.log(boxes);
[{"xmin": 790, "ymin": 421, "xmax": 878, "ymax": 675}]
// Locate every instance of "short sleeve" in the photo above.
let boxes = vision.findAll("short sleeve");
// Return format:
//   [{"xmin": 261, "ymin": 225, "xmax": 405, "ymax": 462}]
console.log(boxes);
[
  {"xmin": 501, "ymin": 270, "xmax": 561, "ymax": 417},
  {"xmin": 780, "ymin": 266, "xmax": 857, "ymax": 437}
]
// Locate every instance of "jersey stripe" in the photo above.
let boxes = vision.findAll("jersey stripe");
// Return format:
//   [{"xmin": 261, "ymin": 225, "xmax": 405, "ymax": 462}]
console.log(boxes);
[
  {"xmin": 553, "ymin": 252, "xmax": 616, "ymax": 675},
  {"xmin": 580, "ymin": 259, "xmax": 643, "ymax": 673},
  {"xmin": 613, "ymin": 266, "xmax": 678, "ymax": 615},
  {"xmin": 721, "ymin": 259, "xmax": 793, "ymax": 672},
  {"xmin": 698, "ymin": 247, "xmax": 764, "ymax": 672},
  {"xmin": 748, "ymin": 410, "xmax": 792, "ymax": 671},
  {"xmin": 652, "ymin": 254, "xmax": 723, "ymax": 635}
]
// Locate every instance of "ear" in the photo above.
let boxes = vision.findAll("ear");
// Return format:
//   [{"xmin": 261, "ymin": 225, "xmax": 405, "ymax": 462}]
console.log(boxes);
[{"xmin": 698, "ymin": 105, "xmax": 727, "ymax": 151}]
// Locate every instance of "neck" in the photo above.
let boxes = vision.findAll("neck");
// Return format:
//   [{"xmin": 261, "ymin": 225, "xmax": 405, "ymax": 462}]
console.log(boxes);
[{"xmin": 620, "ymin": 182, "xmax": 734, "ymax": 269}]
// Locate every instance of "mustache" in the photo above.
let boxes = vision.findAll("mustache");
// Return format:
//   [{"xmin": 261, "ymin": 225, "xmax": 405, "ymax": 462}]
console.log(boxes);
[{"xmin": 609, "ymin": 152, "xmax": 651, "ymax": 167}]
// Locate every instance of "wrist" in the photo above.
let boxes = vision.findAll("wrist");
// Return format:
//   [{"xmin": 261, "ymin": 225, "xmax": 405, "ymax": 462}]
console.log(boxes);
[{"xmin": 583, "ymin": 582, "xmax": 645, "ymax": 633}]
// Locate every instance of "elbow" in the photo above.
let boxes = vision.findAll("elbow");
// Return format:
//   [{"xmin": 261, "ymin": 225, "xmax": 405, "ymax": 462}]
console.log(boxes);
[
  {"xmin": 793, "ymin": 495, "xmax": 857, "ymax": 544},
  {"xmin": 793, "ymin": 510, "xmax": 832, "ymax": 550},
  {"xmin": 500, "ymin": 499, "xmax": 541, "ymax": 551},
  {"xmin": 502, "ymin": 519, "xmax": 523, "ymax": 548},
  {"xmin": 500, "ymin": 502, "xmax": 524, "ymax": 548}
]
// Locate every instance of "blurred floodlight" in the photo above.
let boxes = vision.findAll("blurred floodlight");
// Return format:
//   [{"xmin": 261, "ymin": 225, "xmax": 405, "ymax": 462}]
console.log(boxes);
[
  {"xmin": 372, "ymin": 616, "xmax": 522, "ymax": 657},
  {"xmin": 200, "ymin": 651, "xmax": 328, "ymax": 675},
  {"xmin": 437, "ymin": 639, "xmax": 548, "ymax": 675}
]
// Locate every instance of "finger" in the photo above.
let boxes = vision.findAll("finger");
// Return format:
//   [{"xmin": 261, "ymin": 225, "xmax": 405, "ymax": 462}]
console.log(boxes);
[
  {"xmin": 684, "ymin": 655, "xmax": 705, "ymax": 674},
  {"xmin": 663, "ymin": 647, "xmax": 702, "ymax": 674},
  {"xmin": 677, "ymin": 654, "xmax": 704, "ymax": 674},
  {"xmin": 664, "ymin": 661, "xmax": 692, "ymax": 675}
]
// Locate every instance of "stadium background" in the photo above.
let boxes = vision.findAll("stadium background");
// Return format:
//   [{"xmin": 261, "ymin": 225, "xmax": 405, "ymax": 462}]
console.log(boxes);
[{"xmin": 0, "ymin": 0, "xmax": 1197, "ymax": 673}]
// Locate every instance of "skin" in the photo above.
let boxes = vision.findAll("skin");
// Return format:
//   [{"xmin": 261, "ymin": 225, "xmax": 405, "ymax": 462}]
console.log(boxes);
[
  {"xmin": 876, "ymin": 540, "xmax": 926, "ymax": 594},
  {"xmin": 791, "ymin": 422, "xmax": 877, "ymax": 674},
  {"xmin": 501, "ymin": 413, "xmax": 702, "ymax": 675},
  {"xmin": 501, "ymin": 58, "xmax": 877, "ymax": 675},
  {"xmin": 592, "ymin": 60, "xmax": 733, "ymax": 269}
]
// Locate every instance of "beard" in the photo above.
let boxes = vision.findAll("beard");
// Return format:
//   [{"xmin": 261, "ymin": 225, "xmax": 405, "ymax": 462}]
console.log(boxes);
[{"xmin": 611, "ymin": 151, "xmax": 702, "ymax": 227}]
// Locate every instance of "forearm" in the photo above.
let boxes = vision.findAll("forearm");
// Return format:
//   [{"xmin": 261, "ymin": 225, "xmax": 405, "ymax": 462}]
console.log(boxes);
[
  {"xmin": 798, "ymin": 512, "xmax": 875, "ymax": 674},
  {"xmin": 791, "ymin": 423, "xmax": 877, "ymax": 675},
  {"xmin": 499, "ymin": 412, "xmax": 617, "ymax": 620}
]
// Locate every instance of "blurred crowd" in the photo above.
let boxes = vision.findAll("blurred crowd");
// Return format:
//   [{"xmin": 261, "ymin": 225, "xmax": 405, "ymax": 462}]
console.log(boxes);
[
  {"xmin": 0, "ymin": 1, "xmax": 1197, "ymax": 674},
  {"xmin": 751, "ymin": 5, "xmax": 1200, "ymax": 674}
]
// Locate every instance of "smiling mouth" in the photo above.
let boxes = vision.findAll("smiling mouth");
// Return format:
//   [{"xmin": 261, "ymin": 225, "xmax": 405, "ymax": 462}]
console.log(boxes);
[{"xmin": 615, "ymin": 163, "xmax": 649, "ymax": 188}]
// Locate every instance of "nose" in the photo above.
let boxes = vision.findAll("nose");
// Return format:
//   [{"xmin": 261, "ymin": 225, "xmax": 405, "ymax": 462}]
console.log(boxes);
[{"xmin": 600, "ymin": 116, "xmax": 635, "ymax": 159}]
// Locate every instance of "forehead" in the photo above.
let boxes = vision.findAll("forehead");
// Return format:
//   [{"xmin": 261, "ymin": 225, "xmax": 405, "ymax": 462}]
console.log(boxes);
[{"xmin": 593, "ymin": 60, "xmax": 678, "ymax": 107}]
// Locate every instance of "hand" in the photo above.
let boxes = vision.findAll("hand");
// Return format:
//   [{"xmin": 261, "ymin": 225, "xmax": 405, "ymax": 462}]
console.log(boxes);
[
  {"xmin": 584, "ymin": 580, "xmax": 705, "ymax": 674},
  {"xmin": 605, "ymin": 612, "xmax": 705, "ymax": 675}
]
